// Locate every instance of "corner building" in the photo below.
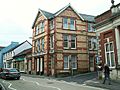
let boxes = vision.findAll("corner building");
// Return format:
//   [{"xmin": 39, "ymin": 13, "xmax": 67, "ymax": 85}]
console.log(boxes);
[
  {"xmin": 95, "ymin": 3, "xmax": 120, "ymax": 79},
  {"xmin": 32, "ymin": 4, "xmax": 93, "ymax": 76}
]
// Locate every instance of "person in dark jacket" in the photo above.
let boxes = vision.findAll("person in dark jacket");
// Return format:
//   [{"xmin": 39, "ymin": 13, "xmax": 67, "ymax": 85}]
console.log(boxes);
[{"xmin": 103, "ymin": 64, "xmax": 111, "ymax": 85}]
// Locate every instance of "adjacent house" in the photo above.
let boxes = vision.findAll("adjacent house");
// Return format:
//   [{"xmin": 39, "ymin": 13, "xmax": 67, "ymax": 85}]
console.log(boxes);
[
  {"xmin": 0, "ymin": 42, "xmax": 19, "ymax": 68},
  {"xmin": 3, "ymin": 40, "xmax": 32, "ymax": 72},
  {"xmin": 95, "ymin": 3, "xmax": 120, "ymax": 79},
  {"xmin": 32, "ymin": 4, "xmax": 97, "ymax": 76},
  {"xmin": 0, "ymin": 46, "xmax": 5, "ymax": 51},
  {"xmin": 80, "ymin": 14, "xmax": 97, "ymax": 71},
  {"xmin": 13, "ymin": 48, "xmax": 32, "ymax": 74}
]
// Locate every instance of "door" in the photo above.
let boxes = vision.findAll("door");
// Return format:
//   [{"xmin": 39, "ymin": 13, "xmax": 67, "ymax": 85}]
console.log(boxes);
[
  {"xmin": 89, "ymin": 56, "xmax": 94, "ymax": 71},
  {"xmin": 37, "ymin": 58, "xmax": 40, "ymax": 75},
  {"xmin": 40, "ymin": 57, "xmax": 44, "ymax": 75}
]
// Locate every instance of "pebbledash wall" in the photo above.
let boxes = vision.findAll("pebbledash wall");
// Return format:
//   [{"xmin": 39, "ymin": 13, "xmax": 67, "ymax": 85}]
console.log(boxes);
[
  {"xmin": 31, "ymin": 4, "xmax": 96, "ymax": 76},
  {"xmin": 95, "ymin": 3, "xmax": 120, "ymax": 79}
]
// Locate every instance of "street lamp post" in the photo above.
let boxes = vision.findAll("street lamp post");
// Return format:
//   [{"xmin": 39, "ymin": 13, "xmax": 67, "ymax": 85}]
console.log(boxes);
[{"xmin": 69, "ymin": 59, "xmax": 73, "ymax": 76}]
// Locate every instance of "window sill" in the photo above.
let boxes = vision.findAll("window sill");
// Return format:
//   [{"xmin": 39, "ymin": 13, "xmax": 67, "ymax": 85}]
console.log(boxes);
[
  {"xmin": 50, "ymin": 28, "xmax": 54, "ymax": 30},
  {"xmin": 63, "ymin": 48, "xmax": 76, "ymax": 50},
  {"xmin": 71, "ymin": 48, "xmax": 76, "ymax": 50},
  {"xmin": 64, "ymin": 47, "xmax": 69, "ymax": 49}
]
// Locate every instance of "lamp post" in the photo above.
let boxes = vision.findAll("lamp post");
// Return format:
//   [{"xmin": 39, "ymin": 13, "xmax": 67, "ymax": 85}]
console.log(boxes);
[{"xmin": 69, "ymin": 59, "xmax": 73, "ymax": 77}]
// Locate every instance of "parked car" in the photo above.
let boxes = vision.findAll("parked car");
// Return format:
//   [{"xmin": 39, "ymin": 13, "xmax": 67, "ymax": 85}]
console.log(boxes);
[{"xmin": 0, "ymin": 68, "xmax": 21, "ymax": 80}]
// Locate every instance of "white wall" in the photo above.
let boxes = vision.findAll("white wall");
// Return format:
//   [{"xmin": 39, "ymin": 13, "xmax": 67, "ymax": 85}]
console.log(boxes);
[{"xmin": 14, "ymin": 41, "xmax": 32, "ymax": 56}]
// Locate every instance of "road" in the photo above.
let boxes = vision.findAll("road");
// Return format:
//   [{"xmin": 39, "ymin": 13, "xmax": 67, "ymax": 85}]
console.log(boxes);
[
  {"xmin": 58, "ymin": 72, "xmax": 97, "ymax": 84},
  {"xmin": 0, "ymin": 74, "xmax": 107, "ymax": 90}
]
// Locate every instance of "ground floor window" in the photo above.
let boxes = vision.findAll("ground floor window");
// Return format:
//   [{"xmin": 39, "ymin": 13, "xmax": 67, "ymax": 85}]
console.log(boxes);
[
  {"xmin": 63, "ymin": 55, "xmax": 77, "ymax": 69},
  {"xmin": 89, "ymin": 56, "xmax": 94, "ymax": 67},
  {"xmin": 105, "ymin": 42, "xmax": 115, "ymax": 67}
]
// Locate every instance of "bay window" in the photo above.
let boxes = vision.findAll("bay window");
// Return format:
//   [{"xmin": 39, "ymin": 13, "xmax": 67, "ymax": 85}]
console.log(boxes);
[
  {"xmin": 41, "ymin": 38, "xmax": 44, "ymax": 50},
  {"xmin": 50, "ymin": 35, "xmax": 54, "ymax": 49}
]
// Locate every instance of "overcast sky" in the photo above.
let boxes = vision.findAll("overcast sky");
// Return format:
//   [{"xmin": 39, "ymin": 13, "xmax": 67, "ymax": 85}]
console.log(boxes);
[{"xmin": 0, "ymin": 0, "xmax": 119, "ymax": 46}]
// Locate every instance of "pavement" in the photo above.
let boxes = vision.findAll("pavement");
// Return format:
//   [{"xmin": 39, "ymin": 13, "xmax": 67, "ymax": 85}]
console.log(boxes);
[
  {"xmin": 22, "ymin": 72, "xmax": 120, "ymax": 90},
  {"xmin": 85, "ymin": 78, "xmax": 120, "ymax": 90}
]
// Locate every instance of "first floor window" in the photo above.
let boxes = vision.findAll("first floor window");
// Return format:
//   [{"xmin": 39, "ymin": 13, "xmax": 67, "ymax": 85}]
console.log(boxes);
[
  {"xmin": 50, "ymin": 35, "xmax": 54, "ymax": 49},
  {"xmin": 88, "ymin": 37, "xmax": 97, "ymax": 50},
  {"xmin": 63, "ymin": 35, "xmax": 69, "ymax": 49},
  {"xmin": 36, "ymin": 39, "xmax": 40, "ymax": 52},
  {"xmin": 63, "ymin": 34, "xmax": 76, "ymax": 49},
  {"xmin": 105, "ymin": 42, "xmax": 115, "ymax": 67},
  {"xmin": 88, "ymin": 23, "xmax": 95, "ymax": 32},
  {"xmin": 71, "ymin": 35, "xmax": 76, "ymax": 49},
  {"xmin": 50, "ymin": 20, "xmax": 54, "ymax": 30},
  {"xmin": 41, "ymin": 38, "xmax": 44, "ymax": 50}
]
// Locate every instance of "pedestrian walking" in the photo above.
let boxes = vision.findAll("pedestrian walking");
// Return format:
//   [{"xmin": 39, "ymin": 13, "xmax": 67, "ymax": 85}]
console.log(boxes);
[{"xmin": 102, "ymin": 64, "xmax": 111, "ymax": 85}]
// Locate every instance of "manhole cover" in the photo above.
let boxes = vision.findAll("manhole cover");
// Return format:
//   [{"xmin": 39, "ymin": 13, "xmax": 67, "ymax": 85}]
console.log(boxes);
[{"xmin": 47, "ymin": 82, "xmax": 54, "ymax": 84}]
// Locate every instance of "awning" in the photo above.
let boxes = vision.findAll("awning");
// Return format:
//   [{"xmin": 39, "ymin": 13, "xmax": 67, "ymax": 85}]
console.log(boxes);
[{"xmin": 15, "ymin": 57, "xmax": 24, "ymax": 61}]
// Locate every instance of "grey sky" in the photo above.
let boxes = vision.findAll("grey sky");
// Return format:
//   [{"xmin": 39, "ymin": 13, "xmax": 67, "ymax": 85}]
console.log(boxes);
[{"xmin": 0, "ymin": 0, "xmax": 119, "ymax": 46}]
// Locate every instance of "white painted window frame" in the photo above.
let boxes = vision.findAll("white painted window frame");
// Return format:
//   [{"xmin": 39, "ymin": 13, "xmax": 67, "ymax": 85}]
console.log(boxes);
[
  {"xmin": 104, "ymin": 41, "xmax": 115, "ymax": 68},
  {"xmin": 50, "ymin": 35, "xmax": 54, "ymax": 49},
  {"xmin": 50, "ymin": 20, "xmax": 54, "ymax": 30},
  {"xmin": 64, "ymin": 55, "xmax": 77, "ymax": 70},
  {"xmin": 63, "ymin": 18, "xmax": 68, "ymax": 29},
  {"xmin": 70, "ymin": 18, "xmax": 75, "ymax": 30},
  {"xmin": 63, "ymin": 35, "xmax": 69, "ymax": 49},
  {"xmin": 71, "ymin": 35, "xmax": 76, "ymax": 49}
]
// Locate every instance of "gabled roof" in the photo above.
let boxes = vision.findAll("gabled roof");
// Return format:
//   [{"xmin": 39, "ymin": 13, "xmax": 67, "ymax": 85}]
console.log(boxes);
[
  {"xmin": 13, "ymin": 48, "xmax": 32, "ymax": 57},
  {"xmin": 79, "ymin": 13, "xmax": 95, "ymax": 23},
  {"xmin": 32, "ymin": 3, "xmax": 96, "ymax": 28},
  {"xmin": 40, "ymin": 9, "xmax": 54, "ymax": 19},
  {"xmin": 54, "ymin": 3, "xmax": 84, "ymax": 20},
  {"xmin": 5, "ymin": 40, "xmax": 32, "ymax": 53}
]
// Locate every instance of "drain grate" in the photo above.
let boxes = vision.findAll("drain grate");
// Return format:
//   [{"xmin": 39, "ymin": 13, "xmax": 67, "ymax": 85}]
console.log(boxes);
[{"xmin": 47, "ymin": 82, "xmax": 54, "ymax": 84}]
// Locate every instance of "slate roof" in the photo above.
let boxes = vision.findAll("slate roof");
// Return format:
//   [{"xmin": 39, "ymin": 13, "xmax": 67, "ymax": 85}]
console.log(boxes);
[
  {"xmin": 40, "ymin": 9, "xmax": 54, "ymax": 19},
  {"xmin": 6, "ymin": 40, "xmax": 32, "ymax": 53},
  {"xmin": 13, "ymin": 48, "xmax": 32, "ymax": 57},
  {"xmin": 79, "ymin": 13, "xmax": 95, "ymax": 22},
  {"xmin": 32, "ymin": 4, "xmax": 95, "ymax": 28}
]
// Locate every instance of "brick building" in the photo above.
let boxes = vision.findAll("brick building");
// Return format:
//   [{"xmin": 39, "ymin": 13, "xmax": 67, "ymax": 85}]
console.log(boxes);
[
  {"xmin": 95, "ymin": 2, "xmax": 120, "ymax": 79},
  {"xmin": 32, "ymin": 4, "xmax": 96, "ymax": 76}
]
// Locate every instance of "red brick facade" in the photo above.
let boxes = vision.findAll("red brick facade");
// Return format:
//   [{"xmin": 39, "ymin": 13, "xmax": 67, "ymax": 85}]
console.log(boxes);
[{"xmin": 99, "ymin": 29, "xmax": 117, "ymax": 65}]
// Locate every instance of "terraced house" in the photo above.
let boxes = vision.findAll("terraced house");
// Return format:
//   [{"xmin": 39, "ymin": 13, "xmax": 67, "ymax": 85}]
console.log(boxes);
[{"xmin": 32, "ymin": 4, "xmax": 96, "ymax": 76}]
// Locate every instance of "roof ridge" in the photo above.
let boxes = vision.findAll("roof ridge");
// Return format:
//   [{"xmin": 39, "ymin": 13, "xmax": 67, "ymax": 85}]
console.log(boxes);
[
  {"xmin": 54, "ymin": 3, "xmax": 84, "ymax": 20},
  {"xmin": 79, "ymin": 13, "xmax": 95, "ymax": 17},
  {"xmin": 40, "ymin": 9, "xmax": 53, "ymax": 15}
]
